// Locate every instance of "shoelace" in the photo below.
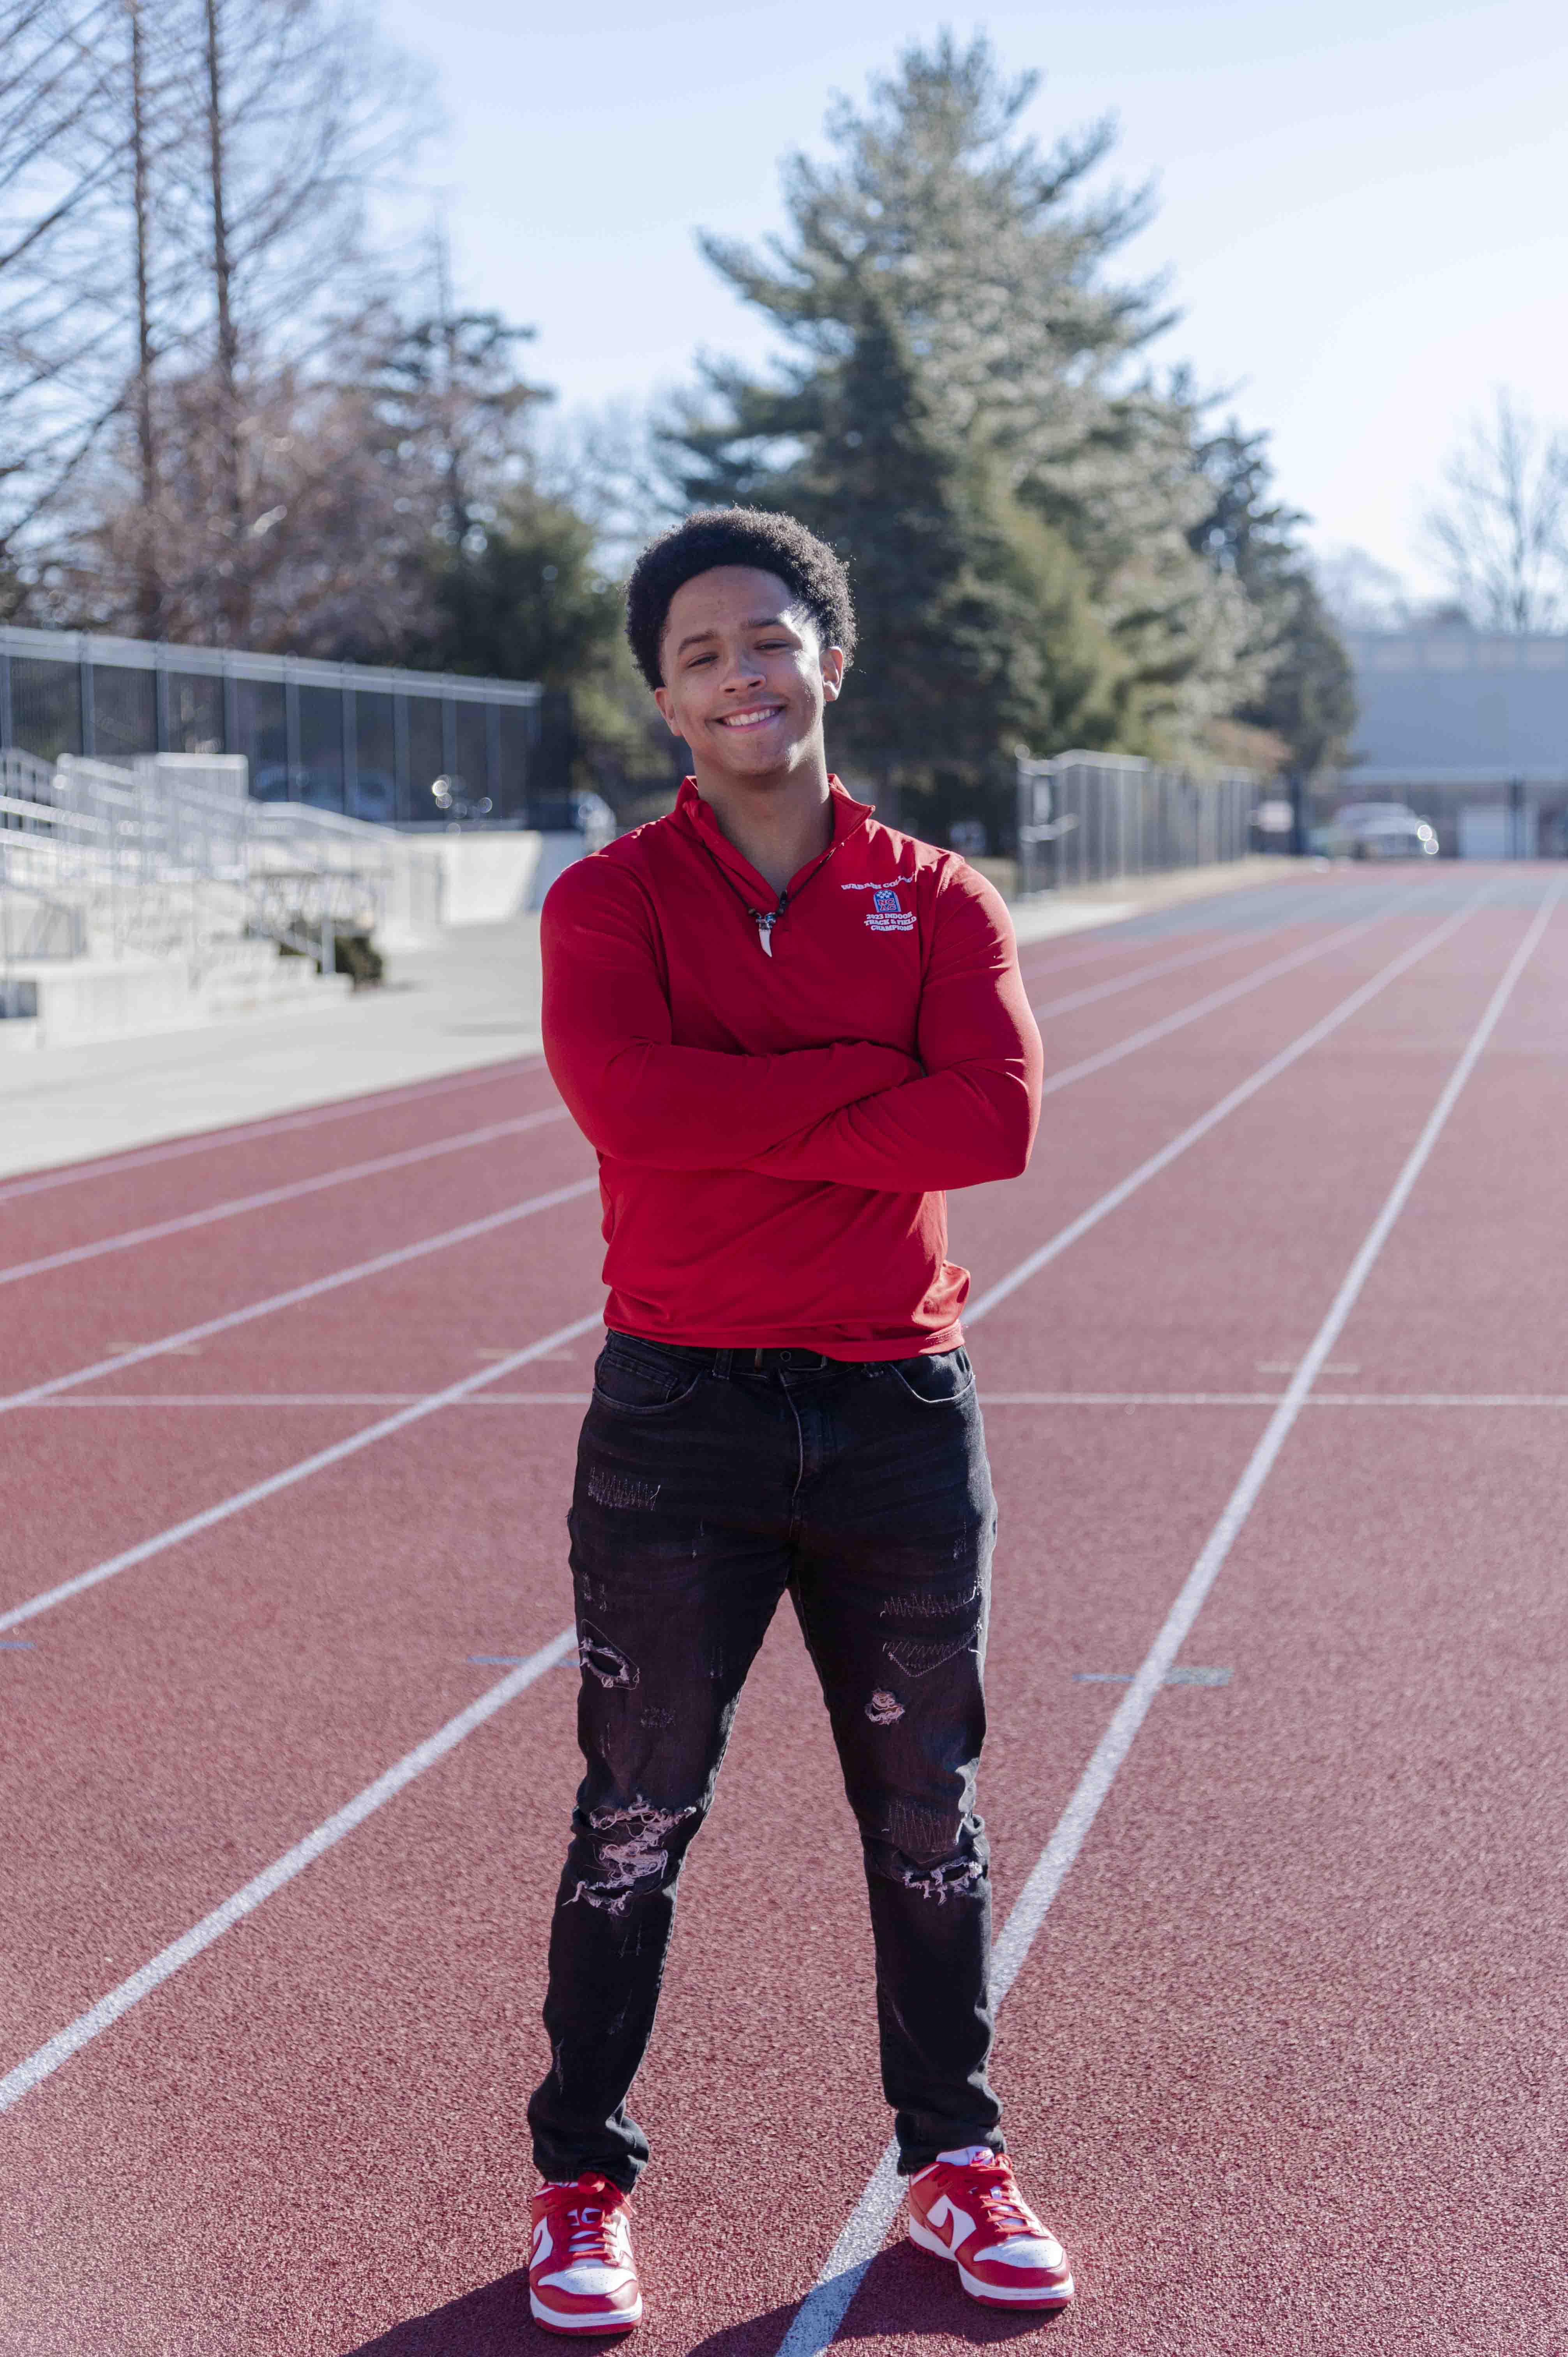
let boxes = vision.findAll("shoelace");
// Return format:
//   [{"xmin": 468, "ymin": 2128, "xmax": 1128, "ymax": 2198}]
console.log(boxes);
[
  {"xmin": 559, "ymin": 2199, "xmax": 627, "ymax": 2265},
  {"xmin": 969, "ymin": 2171, "xmax": 1039, "ymax": 2239}
]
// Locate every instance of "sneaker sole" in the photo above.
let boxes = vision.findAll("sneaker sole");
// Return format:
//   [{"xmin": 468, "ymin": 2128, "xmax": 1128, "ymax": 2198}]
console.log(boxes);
[
  {"xmin": 908, "ymin": 2213, "xmax": 1074, "ymax": 2309},
  {"xmin": 528, "ymin": 2289, "xmax": 643, "ymax": 2334}
]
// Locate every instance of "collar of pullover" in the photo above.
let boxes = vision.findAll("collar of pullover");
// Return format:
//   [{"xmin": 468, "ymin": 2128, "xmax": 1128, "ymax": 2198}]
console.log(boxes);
[{"xmin": 673, "ymin": 775, "xmax": 875, "ymax": 906}]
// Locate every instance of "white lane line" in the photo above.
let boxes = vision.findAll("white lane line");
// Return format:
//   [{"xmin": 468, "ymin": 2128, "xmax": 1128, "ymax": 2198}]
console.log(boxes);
[
  {"xmin": 1029, "ymin": 887, "xmax": 1371, "ymax": 1019},
  {"xmin": 1014, "ymin": 882, "xmax": 1349, "ymax": 982},
  {"xmin": 0, "ymin": 1315, "xmax": 604, "ymax": 1637},
  {"xmin": 984, "ymin": 1392, "xmax": 1568, "ymax": 1408},
  {"xmin": 1033, "ymin": 924, "xmax": 1274, "ymax": 1016},
  {"xmin": 0, "ymin": 1058, "xmax": 546, "ymax": 1206},
  {"xmin": 982, "ymin": 1392, "xmax": 1281, "ymax": 1405},
  {"xmin": 0, "ymin": 1624, "xmax": 577, "ymax": 2116},
  {"xmin": 1035, "ymin": 897, "xmax": 1403, "ymax": 1102},
  {"xmin": 1301, "ymin": 1393, "xmax": 1568, "ymax": 1408},
  {"xmin": 966, "ymin": 892, "xmax": 1486, "ymax": 1325},
  {"xmin": 23, "ymin": 1391, "xmax": 1568, "ymax": 1412},
  {"xmin": 775, "ymin": 880, "xmax": 1561, "ymax": 2357},
  {"xmin": 0, "ymin": 1177, "xmax": 599, "ymax": 1418},
  {"xmin": 0, "ymin": 1111, "xmax": 569, "ymax": 1288},
  {"xmin": 17, "ymin": 1392, "xmax": 599, "ymax": 1408}
]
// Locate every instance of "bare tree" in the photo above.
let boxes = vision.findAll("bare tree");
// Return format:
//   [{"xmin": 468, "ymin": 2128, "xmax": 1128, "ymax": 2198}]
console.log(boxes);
[
  {"xmin": 1, "ymin": 0, "xmax": 203, "ymax": 604},
  {"xmin": 145, "ymin": 0, "xmax": 426, "ymax": 639},
  {"xmin": 0, "ymin": 0, "xmax": 130, "ymax": 565},
  {"xmin": 1422, "ymin": 388, "xmax": 1568, "ymax": 633},
  {"xmin": 1313, "ymin": 545, "xmax": 1412, "ymax": 634}
]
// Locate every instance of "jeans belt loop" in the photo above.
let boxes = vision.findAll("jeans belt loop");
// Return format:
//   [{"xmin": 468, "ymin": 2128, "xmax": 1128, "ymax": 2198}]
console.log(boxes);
[{"xmin": 712, "ymin": 1348, "xmax": 733, "ymax": 1380}]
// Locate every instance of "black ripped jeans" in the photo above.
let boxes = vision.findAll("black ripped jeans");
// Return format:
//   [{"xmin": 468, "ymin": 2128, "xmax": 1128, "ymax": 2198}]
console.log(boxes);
[{"xmin": 526, "ymin": 1330, "xmax": 1003, "ymax": 2192}]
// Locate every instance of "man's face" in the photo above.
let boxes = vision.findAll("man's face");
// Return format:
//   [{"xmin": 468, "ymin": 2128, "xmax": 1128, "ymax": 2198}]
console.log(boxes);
[{"xmin": 653, "ymin": 565, "xmax": 844, "ymax": 781}]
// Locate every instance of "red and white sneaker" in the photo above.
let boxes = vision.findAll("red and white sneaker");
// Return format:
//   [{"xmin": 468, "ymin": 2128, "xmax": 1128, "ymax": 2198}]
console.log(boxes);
[
  {"xmin": 907, "ymin": 2146, "xmax": 1074, "ymax": 2309},
  {"xmin": 528, "ymin": 2173, "xmax": 643, "ymax": 2335}
]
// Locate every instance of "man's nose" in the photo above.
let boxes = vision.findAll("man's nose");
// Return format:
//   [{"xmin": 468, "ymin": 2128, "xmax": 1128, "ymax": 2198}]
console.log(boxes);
[{"xmin": 718, "ymin": 647, "xmax": 766, "ymax": 689}]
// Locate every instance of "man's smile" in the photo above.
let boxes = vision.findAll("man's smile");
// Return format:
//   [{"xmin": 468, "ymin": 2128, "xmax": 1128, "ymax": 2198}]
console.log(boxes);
[{"xmin": 714, "ymin": 703, "xmax": 786, "ymax": 730}]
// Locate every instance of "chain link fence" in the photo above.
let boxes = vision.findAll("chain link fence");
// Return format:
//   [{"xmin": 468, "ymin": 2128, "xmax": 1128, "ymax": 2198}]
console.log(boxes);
[{"xmin": 1015, "ymin": 751, "xmax": 1259, "ymax": 896}]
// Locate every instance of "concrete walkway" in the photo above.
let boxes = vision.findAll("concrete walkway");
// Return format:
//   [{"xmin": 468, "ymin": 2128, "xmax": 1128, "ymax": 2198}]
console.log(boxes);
[{"xmin": 0, "ymin": 855, "xmax": 1293, "ymax": 1181}]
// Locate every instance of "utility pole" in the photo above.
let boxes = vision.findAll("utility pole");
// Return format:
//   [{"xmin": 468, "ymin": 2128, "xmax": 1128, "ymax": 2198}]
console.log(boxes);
[
  {"xmin": 1015, "ymin": 751, "xmax": 1057, "ymax": 897},
  {"xmin": 203, "ymin": 0, "xmax": 245, "ymax": 642},
  {"xmin": 1288, "ymin": 770, "xmax": 1308, "ymax": 857},
  {"xmin": 127, "ymin": 0, "xmax": 161, "ymax": 636}
]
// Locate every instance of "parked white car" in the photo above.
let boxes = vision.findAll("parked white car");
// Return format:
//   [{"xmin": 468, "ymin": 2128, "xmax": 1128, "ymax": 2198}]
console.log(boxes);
[{"xmin": 1312, "ymin": 802, "xmax": 1439, "ymax": 859}]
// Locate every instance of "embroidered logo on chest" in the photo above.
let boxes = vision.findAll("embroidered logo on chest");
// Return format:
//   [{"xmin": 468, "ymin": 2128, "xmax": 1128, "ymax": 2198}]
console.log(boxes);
[
  {"xmin": 840, "ymin": 873, "xmax": 918, "ymax": 934},
  {"xmin": 865, "ymin": 886, "xmax": 915, "ymax": 933}
]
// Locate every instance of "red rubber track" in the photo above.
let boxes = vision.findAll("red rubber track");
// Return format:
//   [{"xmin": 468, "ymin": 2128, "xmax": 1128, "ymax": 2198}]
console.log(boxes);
[{"xmin": 0, "ymin": 869, "xmax": 1562, "ymax": 2355}]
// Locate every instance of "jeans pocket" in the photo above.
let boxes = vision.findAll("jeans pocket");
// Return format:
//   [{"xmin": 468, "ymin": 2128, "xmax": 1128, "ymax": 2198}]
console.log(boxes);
[
  {"xmin": 882, "ymin": 1348, "xmax": 976, "ymax": 1407},
  {"xmin": 592, "ymin": 1339, "xmax": 705, "ymax": 1416}
]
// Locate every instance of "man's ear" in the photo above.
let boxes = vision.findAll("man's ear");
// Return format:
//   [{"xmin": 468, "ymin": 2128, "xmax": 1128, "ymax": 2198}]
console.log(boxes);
[
  {"xmin": 820, "ymin": 646, "xmax": 846, "ymax": 704},
  {"xmin": 653, "ymin": 686, "xmax": 682, "ymax": 736}
]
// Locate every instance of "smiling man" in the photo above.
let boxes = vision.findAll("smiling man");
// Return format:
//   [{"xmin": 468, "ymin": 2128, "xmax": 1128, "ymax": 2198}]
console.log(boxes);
[{"xmin": 524, "ymin": 507, "xmax": 1066, "ymax": 2335}]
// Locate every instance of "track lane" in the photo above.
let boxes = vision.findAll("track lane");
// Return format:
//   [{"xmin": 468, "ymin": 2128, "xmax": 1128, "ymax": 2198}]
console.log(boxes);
[
  {"xmin": 0, "ymin": 1346, "xmax": 592, "ymax": 2051},
  {"xmin": 0, "ymin": 1265, "xmax": 604, "ymax": 1626},
  {"xmin": 0, "ymin": 1053, "xmax": 553, "ymax": 1225},
  {"xmin": 1299, "ymin": 909, "xmax": 1568, "ymax": 1397},
  {"xmin": 950, "ymin": 894, "xmax": 1486, "ymax": 1356},
  {"xmin": 1010, "ymin": 872, "xmax": 1366, "ymax": 984},
  {"xmin": 962, "ymin": 903, "xmax": 1531, "ymax": 1392},
  {"xmin": 0, "ymin": 1143, "xmax": 598, "ymax": 1404},
  {"xmin": 942, "ymin": 1407, "xmax": 1568, "ymax": 2356},
  {"xmin": 0, "ymin": 1110, "xmax": 572, "ymax": 1290}
]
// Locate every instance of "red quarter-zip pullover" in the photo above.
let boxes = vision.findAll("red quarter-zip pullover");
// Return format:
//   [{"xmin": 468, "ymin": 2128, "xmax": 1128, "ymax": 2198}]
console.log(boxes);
[{"xmin": 541, "ymin": 778, "xmax": 1044, "ymax": 1357}]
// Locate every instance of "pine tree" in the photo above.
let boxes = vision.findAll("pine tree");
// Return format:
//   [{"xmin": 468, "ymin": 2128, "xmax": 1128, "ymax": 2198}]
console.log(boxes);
[
  {"xmin": 662, "ymin": 32, "xmax": 1259, "ymax": 790},
  {"xmin": 1187, "ymin": 411, "xmax": 1356, "ymax": 774}
]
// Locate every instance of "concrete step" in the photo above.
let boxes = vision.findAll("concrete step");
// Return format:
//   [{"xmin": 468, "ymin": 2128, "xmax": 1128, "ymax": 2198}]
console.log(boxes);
[
  {"xmin": 1, "ymin": 948, "xmax": 354, "ymax": 1046},
  {"xmin": 195, "ymin": 956, "xmax": 352, "ymax": 1017}
]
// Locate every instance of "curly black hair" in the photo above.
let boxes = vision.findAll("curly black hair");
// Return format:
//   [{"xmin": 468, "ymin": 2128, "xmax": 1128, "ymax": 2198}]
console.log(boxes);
[{"xmin": 625, "ymin": 506, "xmax": 856, "ymax": 690}]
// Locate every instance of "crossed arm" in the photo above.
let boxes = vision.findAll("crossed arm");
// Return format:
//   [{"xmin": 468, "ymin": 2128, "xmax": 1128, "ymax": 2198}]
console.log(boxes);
[
  {"xmin": 541, "ymin": 859, "xmax": 1042, "ymax": 1190},
  {"xmin": 743, "ymin": 871, "xmax": 1043, "ymax": 1189}
]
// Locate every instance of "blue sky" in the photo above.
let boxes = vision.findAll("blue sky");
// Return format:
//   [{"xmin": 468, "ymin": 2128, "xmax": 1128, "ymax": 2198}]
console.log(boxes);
[{"xmin": 375, "ymin": 0, "xmax": 1568, "ymax": 592}]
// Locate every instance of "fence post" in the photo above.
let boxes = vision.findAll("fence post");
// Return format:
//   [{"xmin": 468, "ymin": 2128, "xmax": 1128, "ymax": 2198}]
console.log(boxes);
[
  {"xmin": 78, "ymin": 641, "xmax": 95, "ymax": 757},
  {"xmin": 1288, "ymin": 772, "xmax": 1307, "ymax": 857},
  {"xmin": 285, "ymin": 663, "xmax": 301, "ymax": 800},
  {"xmin": 393, "ymin": 694, "xmax": 410, "ymax": 824},
  {"xmin": 1015, "ymin": 753, "xmax": 1057, "ymax": 898},
  {"xmin": 342, "ymin": 670, "xmax": 358, "ymax": 815},
  {"xmin": 486, "ymin": 698, "xmax": 502, "ymax": 812}
]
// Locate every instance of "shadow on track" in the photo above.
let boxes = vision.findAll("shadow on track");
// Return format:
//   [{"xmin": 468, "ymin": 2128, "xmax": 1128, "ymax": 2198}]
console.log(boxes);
[
  {"xmin": 828, "ymin": 2244, "xmax": 1074, "ymax": 2346},
  {"xmin": 330, "ymin": 2244, "xmax": 1075, "ymax": 2354},
  {"xmin": 340, "ymin": 2270, "xmax": 536, "ymax": 2354},
  {"xmin": 682, "ymin": 2247, "xmax": 1072, "ymax": 2357}
]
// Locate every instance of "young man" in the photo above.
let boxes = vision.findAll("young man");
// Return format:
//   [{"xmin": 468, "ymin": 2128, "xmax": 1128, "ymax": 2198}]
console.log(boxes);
[{"xmin": 526, "ymin": 507, "xmax": 1067, "ymax": 2335}]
